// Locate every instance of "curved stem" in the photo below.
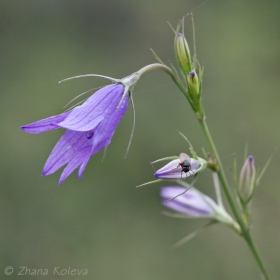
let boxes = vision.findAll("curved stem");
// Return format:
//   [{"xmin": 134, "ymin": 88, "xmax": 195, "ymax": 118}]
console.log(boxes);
[
  {"xmin": 137, "ymin": 63, "xmax": 188, "ymax": 97},
  {"xmin": 199, "ymin": 119, "xmax": 270, "ymax": 280},
  {"xmin": 137, "ymin": 64, "xmax": 205, "ymax": 119}
]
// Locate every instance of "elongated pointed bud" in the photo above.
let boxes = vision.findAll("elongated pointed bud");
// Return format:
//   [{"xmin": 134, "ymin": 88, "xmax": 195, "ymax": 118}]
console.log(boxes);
[
  {"xmin": 175, "ymin": 33, "xmax": 191, "ymax": 76},
  {"xmin": 187, "ymin": 71, "xmax": 200, "ymax": 99},
  {"xmin": 239, "ymin": 156, "xmax": 256, "ymax": 202},
  {"xmin": 161, "ymin": 187, "xmax": 241, "ymax": 233}
]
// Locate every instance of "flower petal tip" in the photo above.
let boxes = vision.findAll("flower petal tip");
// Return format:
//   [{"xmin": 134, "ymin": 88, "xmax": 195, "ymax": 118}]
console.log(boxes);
[
  {"xmin": 20, "ymin": 125, "xmax": 34, "ymax": 134},
  {"xmin": 58, "ymin": 174, "xmax": 67, "ymax": 185},
  {"xmin": 154, "ymin": 172, "xmax": 160, "ymax": 178}
]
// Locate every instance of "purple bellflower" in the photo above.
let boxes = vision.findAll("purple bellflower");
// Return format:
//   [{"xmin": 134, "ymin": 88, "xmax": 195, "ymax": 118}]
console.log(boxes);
[
  {"xmin": 161, "ymin": 186, "xmax": 213, "ymax": 217},
  {"xmin": 155, "ymin": 156, "xmax": 206, "ymax": 180},
  {"xmin": 161, "ymin": 186, "xmax": 241, "ymax": 232},
  {"xmin": 21, "ymin": 73, "xmax": 140, "ymax": 184}
]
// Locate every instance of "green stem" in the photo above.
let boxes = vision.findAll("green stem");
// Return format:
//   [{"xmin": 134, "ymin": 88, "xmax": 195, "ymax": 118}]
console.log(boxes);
[
  {"xmin": 140, "ymin": 63, "xmax": 270, "ymax": 278},
  {"xmin": 137, "ymin": 63, "xmax": 187, "ymax": 95},
  {"xmin": 199, "ymin": 119, "xmax": 270, "ymax": 280},
  {"xmin": 137, "ymin": 64, "xmax": 202, "ymax": 116}
]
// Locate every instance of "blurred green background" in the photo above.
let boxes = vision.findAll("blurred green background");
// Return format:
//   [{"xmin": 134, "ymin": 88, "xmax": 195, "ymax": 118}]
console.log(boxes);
[{"xmin": 1, "ymin": 0, "xmax": 280, "ymax": 279}]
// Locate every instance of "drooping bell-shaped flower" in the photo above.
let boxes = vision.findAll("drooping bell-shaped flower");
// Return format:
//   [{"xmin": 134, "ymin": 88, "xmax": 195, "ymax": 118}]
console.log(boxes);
[
  {"xmin": 154, "ymin": 154, "xmax": 207, "ymax": 180},
  {"xmin": 21, "ymin": 73, "xmax": 140, "ymax": 184}
]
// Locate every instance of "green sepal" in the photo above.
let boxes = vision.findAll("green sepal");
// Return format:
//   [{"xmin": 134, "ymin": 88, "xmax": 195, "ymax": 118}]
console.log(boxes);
[
  {"xmin": 150, "ymin": 48, "xmax": 164, "ymax": 64},
  {"xmin": 256, "ymin": 148, "xmax": 277, "ymax": 186},
  {"xmin": 176, "ymin": 130, "xmax": 198, "ymax": 159},
  {"xmin": 136, "ymin": 179, "xmax": 162, "ymax": 188},
  {"xmin": 150, "ymin": 156, "xmax": 178, "ymax": 164}
]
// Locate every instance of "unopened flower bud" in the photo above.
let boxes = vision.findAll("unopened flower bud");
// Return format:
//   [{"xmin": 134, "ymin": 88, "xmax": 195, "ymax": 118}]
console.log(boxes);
[
  {"xmin": 239, "ymin": 156, "xmax": 256, "ymax": 202},
  {"xmin": 187, "ymin": 71, "xmax": 200, "ymax": 99},
  {"xmin": 175, "ymin": 33, "xmax": 191, "ymax": 76},
  {"xmin": 154, "ymin": 155, "xmax": 206, "ymax": 180},
  {"xmin": 161, "ymin": 186, "xmax": 241, "ymax": 233}
]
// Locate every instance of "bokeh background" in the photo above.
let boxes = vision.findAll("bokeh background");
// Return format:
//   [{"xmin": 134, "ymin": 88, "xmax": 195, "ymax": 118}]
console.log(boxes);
[{"xmin": 1, "ymin": 0, "xmax": 280, "ymax": 279}]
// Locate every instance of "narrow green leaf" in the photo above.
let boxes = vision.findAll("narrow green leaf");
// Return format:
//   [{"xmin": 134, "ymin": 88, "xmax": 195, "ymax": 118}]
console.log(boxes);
[
  {"xmin": 256, "ymin": 148, "xmax": 277, "ymax": 186},
  {"xmin": 167, "ymin": 21, "xmax": 176, "ymax": 34},
  {"xmin": 150, "ymin": 48, "xmax": 164, "ymax": 64},
  {"xmin": 170, "ymin": 221, "xmax": 216, "ymax": 250}
]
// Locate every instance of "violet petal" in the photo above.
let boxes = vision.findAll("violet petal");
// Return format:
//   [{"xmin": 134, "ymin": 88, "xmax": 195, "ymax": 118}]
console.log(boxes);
[
  {"xmin": 161, "ymin": 186, "xmax": 214, "ymax": 217},
  {"xmin": 21, "ymin": 82, "xmax": 130, "ymax": 184},
  {"xmin": 78, "ymin": 156, "xmax": 91, "ymax": 179},
  {"xmin": 57, "ymin": 84, "xmax": 125, "ymax": 131},
  {"xmin": 58, "ymin": 146, "xmax": 92, "ymax": 184},
  {"xmin": 42, "ymin": 130, "xmax": 93, "ymax": 176},
  {"xmin": 21, "ymin": 111, "xmax": 71, "ymax": 134},
  {"xmin": 155, "ymin": 158, "xmax": 201, "ymax": 179},
  {"xmin": 90, "ymin": 95, "xmax": 129, "ymax": 154}
]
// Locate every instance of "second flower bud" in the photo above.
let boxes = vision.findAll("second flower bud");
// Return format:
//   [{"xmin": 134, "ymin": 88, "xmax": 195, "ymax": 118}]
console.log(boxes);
[{"xmin": 175, "ymin": 33, "xmax": 192, "ymax": 76}]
